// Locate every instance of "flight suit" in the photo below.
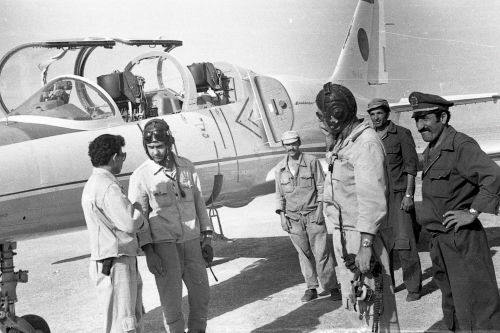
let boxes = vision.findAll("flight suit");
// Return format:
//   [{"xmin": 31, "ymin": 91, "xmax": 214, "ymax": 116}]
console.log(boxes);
[
  {"xmin": 129, "ymin": 156, "xmax": 214, "ymax": 333},
  {"xmin": 323, "ymin": 121, "xmax": 399, "ymax": 332}
]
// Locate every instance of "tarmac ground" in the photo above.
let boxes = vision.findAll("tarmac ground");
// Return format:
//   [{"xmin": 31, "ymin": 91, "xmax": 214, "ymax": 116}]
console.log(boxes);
[{"xmin": 11, "ymin": 193, "xmax": 500, "ymax": 333}]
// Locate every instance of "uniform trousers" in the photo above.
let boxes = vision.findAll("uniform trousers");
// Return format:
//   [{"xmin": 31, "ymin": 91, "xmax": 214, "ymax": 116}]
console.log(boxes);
[
  {"xmin": 288, "ymin": 215, "xmax": 338, "ymax": 291},
  {"xmin": 429, "ymin": 220, "xmax": 500, "ymax": 331},
  {"xmin": 332, "ymin": 228, "xmax": 400, "ymax": 333},
  {"xmin": 89, "ymin": 256, "xmax": 144, "ymax": 333},
  {"xmin": 153, "ymin": 238, "xmax": 209, "ymax": 333},
  {"xmin": 387, "ymin": 191, "xmax": 422, "ymax": 294}
]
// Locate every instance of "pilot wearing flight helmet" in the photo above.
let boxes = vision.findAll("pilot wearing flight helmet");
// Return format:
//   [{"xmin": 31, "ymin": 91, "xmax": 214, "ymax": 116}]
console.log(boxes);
[
  {"xmin": 316, "ymin": 83, "xmax": 399, "ymax": 332},
  {"xmin": 128, "ymin": 119, "xmax": 214, "ymax": 333}
]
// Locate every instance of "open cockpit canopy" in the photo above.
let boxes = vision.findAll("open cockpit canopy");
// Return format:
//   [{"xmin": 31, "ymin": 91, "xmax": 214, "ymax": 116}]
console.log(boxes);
[{"xmin": 0, "ymin": 38, "xmax": 182, "ymax": 116}]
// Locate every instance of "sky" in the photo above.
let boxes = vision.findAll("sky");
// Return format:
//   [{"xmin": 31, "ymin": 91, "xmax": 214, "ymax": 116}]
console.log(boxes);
[{"xmin": 1, "ymin": 0, "xmax": 500, "ymax": 106}]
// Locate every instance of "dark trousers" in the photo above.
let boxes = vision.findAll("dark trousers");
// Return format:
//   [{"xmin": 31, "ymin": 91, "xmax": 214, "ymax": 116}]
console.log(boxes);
[
  {"xmin": 430, "ymin": 221, "xmax": 500, "ymax": 331},
  {"xmin": 387, "ymin": 191, "xmax": 422, "ymax": 294},
  {"xmin": 389, "ymin": 246, "xmax": 422, "ymax": 294}
]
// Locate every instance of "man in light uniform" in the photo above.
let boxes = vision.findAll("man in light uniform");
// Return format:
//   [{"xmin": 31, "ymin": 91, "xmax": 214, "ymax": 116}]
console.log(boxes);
[
  {"xmin": 129, "ymin": 119, "xmax": 214, "ymax": 333},
  {"xmin": 275, "ymin": 130, "xmax": 341, "ymax": 302},
  {"xmin": 82, "ymin": 134, "xmax": 150, "ymax": 333},
  {"xmin": 316, "ymin": 83, "xmax": 399, "ymax": 332}
]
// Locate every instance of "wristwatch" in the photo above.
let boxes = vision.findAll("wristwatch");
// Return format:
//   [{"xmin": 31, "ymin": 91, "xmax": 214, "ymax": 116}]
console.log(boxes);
[
  {"xmin": 469, "ymin": 208, "xmax": 480, "ymax": 218},
  {"xmin": 361, "ymin": 239, "xmax": 372, "ymax": 248},
  {"xmin": 404, "ymin": 193, "xmax": 413, "ymax": 199}
]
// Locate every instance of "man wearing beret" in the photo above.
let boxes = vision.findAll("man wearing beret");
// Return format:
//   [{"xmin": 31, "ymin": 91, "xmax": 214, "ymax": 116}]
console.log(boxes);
[
  {"xmin": 316, "ymin": 83, "xmax": 399, "ymax": 332},
  {"xmin": 410, "ymin": 91, "xmax": 500, "ymax": 331},
  {"xmin": 367, "ymin": 98, "xmax": 423, "ymax": 302},
  {"xmin": 275, "ymin": 130, "xmax": 341, "ymax": 302}
]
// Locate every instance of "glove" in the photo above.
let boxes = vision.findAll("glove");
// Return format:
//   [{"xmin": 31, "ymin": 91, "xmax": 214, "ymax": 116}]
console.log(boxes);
[{"xmin": 201, "ymin": 244, "xmax": 214, "ymax": 264}]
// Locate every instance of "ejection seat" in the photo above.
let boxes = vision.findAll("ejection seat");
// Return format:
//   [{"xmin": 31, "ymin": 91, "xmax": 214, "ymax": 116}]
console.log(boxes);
[
  {"xmin": 97, "ymin": 70, "xmax": 144, "ymax": 121},
  {"xmin": 187, "ymin": 62, "xmax": 229, "ymax": 107}
]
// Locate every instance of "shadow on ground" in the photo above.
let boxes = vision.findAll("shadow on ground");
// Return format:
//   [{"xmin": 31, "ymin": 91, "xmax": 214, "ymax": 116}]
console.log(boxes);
[
  {"xmin": 143, "ymin": 236, "xmax": 306, "ymax": 331},
  {"xmin": 251, "ymin": 297, "xmax": 342, "ymax": 333}
]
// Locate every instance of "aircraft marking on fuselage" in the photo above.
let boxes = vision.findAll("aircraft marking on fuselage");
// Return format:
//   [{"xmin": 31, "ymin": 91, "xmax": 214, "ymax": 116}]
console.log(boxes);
[
  {"xmin": 208, "ymin": 109, "xmax": 227, "ymax": 149},
  {"xmin": 218, "ymin": 107, "xmax": 240, "ymax": 182},
  {"xmin": 0, "ymin": 146, "xmax": 325, "ymax": 200},
  {"xmin": 235, "ymin": 97, "xmax": 262, "ymax": 139},
  {"xmin": 195, "ymin": 117, "xmax": 210, "ymax": 138}
]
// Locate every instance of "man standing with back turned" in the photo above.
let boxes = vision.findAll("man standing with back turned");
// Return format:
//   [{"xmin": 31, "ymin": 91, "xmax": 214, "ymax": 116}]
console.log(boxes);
[
  {"xmin": 275, "ymin": 130, "xmax": 341, "ymax": 302},
  {"xmin": 82, "ymin": 134, "xmax": 150, "ymax": 333},
  {"xmin": 410, "ymin": 91, "xmax": 500, "ymax": 331},
  {"xmin": 316, "ymin": 83, "xmax": 399, "ymax": 332},
  {"xmin": 367, "ymin": 98, "xmax": 423, "ymax": 302}
]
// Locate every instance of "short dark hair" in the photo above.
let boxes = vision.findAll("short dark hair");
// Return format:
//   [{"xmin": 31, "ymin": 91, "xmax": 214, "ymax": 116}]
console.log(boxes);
[
  {"xmin": 88, "ymin": 134, "xmax": 125, "ymax": 167},
  {"xmin": 434, "ymin": 109, "xmax": 451, "ymax": 124}
]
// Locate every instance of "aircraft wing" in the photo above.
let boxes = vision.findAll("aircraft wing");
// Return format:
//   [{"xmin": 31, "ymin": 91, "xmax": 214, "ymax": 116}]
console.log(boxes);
[{"xmin": 390, "ymin": 93, "xmax": 500, "ymax": 113}]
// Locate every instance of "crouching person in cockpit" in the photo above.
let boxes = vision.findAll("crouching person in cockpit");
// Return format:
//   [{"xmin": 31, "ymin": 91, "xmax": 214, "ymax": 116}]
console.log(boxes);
[{"xmin": 81, "ymin": 134, "xmax": 151, "ymax": 333}]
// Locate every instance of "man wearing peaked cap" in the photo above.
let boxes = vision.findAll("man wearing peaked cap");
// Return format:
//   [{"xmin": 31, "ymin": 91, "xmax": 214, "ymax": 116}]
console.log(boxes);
[
  {"xmin": 275, "ymin": 130, "xmax": 341, "ymax": 302},
  {"xmin": 367, "ymin": 98, "xmax": 423, "ymax": 303},
  {"xmin": 412, "ymin": 91, "xmax": 500, "ymax": 330},
  {"xmin": 409, "ymin": 91, "xmax": 454, "ymax": 118}
]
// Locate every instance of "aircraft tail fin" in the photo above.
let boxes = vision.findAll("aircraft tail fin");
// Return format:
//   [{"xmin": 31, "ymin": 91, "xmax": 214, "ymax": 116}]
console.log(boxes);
[{"xmin": 330, "ymin": 0, "xmax": 388, "ymax": 91}]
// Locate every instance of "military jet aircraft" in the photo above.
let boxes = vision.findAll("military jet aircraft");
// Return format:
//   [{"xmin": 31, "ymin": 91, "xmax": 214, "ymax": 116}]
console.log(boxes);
[{"xmin": 0, "ymin": 0, "xmax": 498, "ymax": 331}]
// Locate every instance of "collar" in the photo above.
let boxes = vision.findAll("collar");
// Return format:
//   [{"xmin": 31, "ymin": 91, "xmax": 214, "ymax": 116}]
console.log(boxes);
[
  {"xmin": 386, "ymin": 121, "xmax": 397, "ymax": 134},
  {"xmin": 146, "ymin": 154, "xmax": 187, "ymax": 175},
  {"xmin": 422, "ymin": 126, "xmax": 457, "ymax": 175},
  {"xmin": 277, "ymin": 152, "xmax": 305, "ymax": 170},
  {"xmin": 333, "ymin": 120, "xmax": 371, "ymax": 152},
  {"xmin": 92, "ymin": 167, "xmax": 119, "ymax": 184},
  {"xmin": 92, "ymin": 167, "xmax": 116, "ymax": 179},
  {"xmin": 423, "ymin": 125, "xmax": 456, "ymax": 155}
]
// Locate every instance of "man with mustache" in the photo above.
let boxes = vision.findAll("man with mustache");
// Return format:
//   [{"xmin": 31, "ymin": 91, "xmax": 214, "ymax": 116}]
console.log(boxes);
[
  {"xmin": 367, "ymin": 98, "xmax": 423, "ymax": 302},
  {"xmin": 316, "ymin": 83, "xmax": 399, "ymax": 332},
  {"xmin": 275, "ymin": 130, "xmax": 341, "ymax": 302},
  {"xmin": 410, "ymin": 91, "xmax": 500, "ymax": 331},
  {"xmin": 128, "ymin": 119, "xmax": 214, "ymax": 333}
]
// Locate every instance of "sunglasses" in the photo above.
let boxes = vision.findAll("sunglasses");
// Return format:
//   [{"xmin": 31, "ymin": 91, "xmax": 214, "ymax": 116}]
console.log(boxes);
[{"xmin": 144, "ymin": 129, "xmax": 170, "ymax": 143}]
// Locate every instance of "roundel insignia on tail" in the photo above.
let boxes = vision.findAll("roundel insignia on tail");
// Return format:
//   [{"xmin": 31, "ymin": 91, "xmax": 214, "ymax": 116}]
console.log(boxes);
[{"xmin": 357, "ymin": 28, "xmax": 369, "ymax": 62}]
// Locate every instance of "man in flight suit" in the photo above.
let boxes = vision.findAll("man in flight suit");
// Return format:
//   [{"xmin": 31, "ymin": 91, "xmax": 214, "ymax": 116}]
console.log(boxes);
[
  {"xmin": 367, "ymin": 98, "xmax": 423, "ymax": 302},
  {"xmin": 82, "ymin": 134, "xmax": 150, "ymax": 333},
  {"xmin": 129, "ymin": 119, "xmax": 214, "ymax": 333},
  {"xmin": 316, "ymin": 83, "xmax": 399, "ymax": 332},
  {"xmin": 275, "ymin": 130, "xmax": 341, "ymax": 302},
  {"xmin": 411, "ymin": 91, "xmax": 500, "ymax": 331}
]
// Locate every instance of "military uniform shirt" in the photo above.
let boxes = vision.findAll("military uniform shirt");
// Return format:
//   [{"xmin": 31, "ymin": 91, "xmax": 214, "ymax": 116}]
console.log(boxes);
[
  {"xmin": 420, "ymin": 126, "xmax": 500, "ymax": 232},
  {"xmin": 380, "ymin": 121, "xmax": 418, "ymax": 192}
]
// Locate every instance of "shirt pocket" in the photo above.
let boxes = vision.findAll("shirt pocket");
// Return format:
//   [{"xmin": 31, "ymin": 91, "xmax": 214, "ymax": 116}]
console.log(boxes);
[
  {"xmin": 331, "ymin": 158, "xmax": 353, "ymax": 186},
  {"xmin": 151, "ymin": 182, "xmax": 174, "ymax": 207},
  {"xmin": 298, "ymin": 172, "xmax": 314, "ymax": 188},
  {"xmin": 428, "ymin": 169, "xmax": 452, "ymax": 198},
  {"xmin": 280, "ymin": 173, "xmax": 294, "ymax": 193},
  {"xmin": 386, "ymin": 144, "xmax": 402, "ymax": 165}
]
